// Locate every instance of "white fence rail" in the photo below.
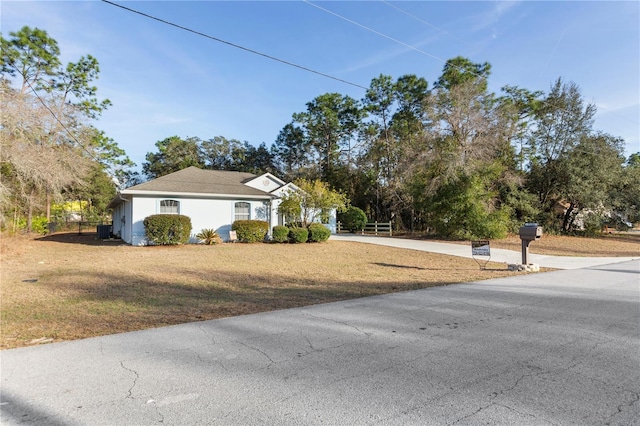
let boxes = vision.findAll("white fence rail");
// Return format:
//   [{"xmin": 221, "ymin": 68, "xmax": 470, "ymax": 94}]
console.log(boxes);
[{"xmin": 336, "ymin": 221, "xmax": 392, "ymax": 236}]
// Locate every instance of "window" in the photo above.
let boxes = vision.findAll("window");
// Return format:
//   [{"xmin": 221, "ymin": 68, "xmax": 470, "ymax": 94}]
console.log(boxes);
[
  {"xmin": 234, "ymin": 202, "xmax": 250, "ymax": 221},
  {"xmin": 160, "ymin": 199, "xmax": 179, "ymax": 214}
]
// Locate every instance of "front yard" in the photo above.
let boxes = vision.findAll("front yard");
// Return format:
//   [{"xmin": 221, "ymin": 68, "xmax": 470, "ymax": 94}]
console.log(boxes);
[{"xmin": 1, "ymin": 233, "xmax": 515, "ymax": 349}]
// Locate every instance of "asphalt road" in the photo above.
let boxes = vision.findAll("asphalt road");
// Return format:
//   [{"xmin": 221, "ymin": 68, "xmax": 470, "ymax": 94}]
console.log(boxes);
[{"xmin": 1, "ymin": 259, "xmax": 639, "ymax": 425}]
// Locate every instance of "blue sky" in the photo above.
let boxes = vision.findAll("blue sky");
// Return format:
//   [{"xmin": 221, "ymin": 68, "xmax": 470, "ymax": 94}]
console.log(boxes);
[{"xmin": 2, "ymin": 1, "xmax": 639, "ymax": 169}]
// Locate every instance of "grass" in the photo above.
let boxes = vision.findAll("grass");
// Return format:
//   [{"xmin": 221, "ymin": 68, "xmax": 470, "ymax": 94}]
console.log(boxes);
[{"xmin": 2, "ymin": 231, "xmax": 637, "ymax": 349}]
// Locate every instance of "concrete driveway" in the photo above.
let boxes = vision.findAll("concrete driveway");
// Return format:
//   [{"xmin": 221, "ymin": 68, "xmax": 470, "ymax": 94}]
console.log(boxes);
[
  {"xmin": 330, "ymin": 234, "xmax": 640, "ymax": 269},
  {"xmin": 2, "ymin": 256, "xmax": 639, "ymax": 425}
]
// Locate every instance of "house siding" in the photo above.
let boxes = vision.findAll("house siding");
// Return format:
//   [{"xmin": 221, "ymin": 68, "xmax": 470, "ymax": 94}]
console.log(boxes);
[{"xmin": 122, "ymin": 196, "xmax": 272, "ymax": 245}]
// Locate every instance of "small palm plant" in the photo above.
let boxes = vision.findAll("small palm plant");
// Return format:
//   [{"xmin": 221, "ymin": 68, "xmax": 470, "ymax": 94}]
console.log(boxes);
[{"xmin": 196, "ymin": 228, "xmax": 222, "ymax": 245}]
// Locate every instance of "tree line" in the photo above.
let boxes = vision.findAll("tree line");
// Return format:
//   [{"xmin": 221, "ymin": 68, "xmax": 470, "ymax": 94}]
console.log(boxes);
[
  {"xmin": 2, "ymin": 26, "xmax": 637, "ymax": 238},
  {"xmin": 142, "ymin": 56, "xmax": 639, "ymax": 237}
]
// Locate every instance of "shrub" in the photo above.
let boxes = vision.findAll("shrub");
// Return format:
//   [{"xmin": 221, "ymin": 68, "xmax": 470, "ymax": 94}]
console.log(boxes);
[
  {"xmin": 288, "ymin": 227, "xmax": 308, "ymax": 243},
  {"xmin": 232, "ymin": 220, "xmax": 269, "ymax": 243},
  {"xmin": 272, "ymin": 225, "xmax": 289, "ymax": 243},
  {"xmin": 31, "ymin": 217, "xmax": 49, "ymax": 235},
  {"xmin": 143, "ymin": 214, "xmax": 192, "ymax": 245},
  {"xmin": 307, "ymin": 223, "xmax": 331, "ymax": 242},
  {"xmin": 196, "ymin": 228, "xmax": 222, "ymax": 245},
  {"xmin": 339, "ymin": 206, "xmax": 367, "ymax": 233}
]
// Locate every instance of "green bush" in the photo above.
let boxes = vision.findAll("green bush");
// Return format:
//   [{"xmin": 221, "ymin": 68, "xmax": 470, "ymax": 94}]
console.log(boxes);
[
  {"xmin": 307, "ymin": 223, "xmax": 331, "ymax": 242},
  {"xmin": 272, "ymin": 225, "xmax": 289, "ymax": 243},
  {"xmin": 339, "ymin": 206, "xmax": 367, "ymax": 233},
  {"xmin": 196, "ymin": 228, "xmax": 222, "ymax": 245},
  {"xmin": 144, "ymin": 214, "xmax": 192, "ymax": 245},
  {"xmin": 288, "ymin": 227, "xmax": 308, "ymax": 243},
  {"xmin": 232, "ymin": 220, "xmax": 269, "ymax": 243}
]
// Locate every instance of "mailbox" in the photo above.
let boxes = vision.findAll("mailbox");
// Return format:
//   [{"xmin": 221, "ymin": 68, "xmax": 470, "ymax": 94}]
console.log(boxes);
[
  {"xmin": 518, "ymin": 225, "xmax": 542, "ymax": 241},
  {"xmin": 518, "ymin": 223, "xmax": 542, "ymax": 265}
]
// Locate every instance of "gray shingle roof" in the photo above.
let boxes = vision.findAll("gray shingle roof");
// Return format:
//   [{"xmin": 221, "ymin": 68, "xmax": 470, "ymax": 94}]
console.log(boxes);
[{"xmin": 123, "ymin": 167, "xmax": 273, "ymax": 197}]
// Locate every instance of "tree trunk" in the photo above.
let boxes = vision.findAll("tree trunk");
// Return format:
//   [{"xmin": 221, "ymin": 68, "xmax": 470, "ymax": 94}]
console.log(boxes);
[
  {"xmin": 46, "ymin": 190, "xmax": 51, "ymax": 221},
  {"xmin": 562, "ymin": 202, "xmax": 575, "ymax": 233}
]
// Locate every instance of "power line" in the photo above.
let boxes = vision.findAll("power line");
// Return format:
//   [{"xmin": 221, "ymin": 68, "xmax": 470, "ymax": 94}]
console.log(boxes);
[
  {"xmin": 380, "ymin": 0, "xmax": 469, "ymax": 47},
  {"xmin": 309, "ymin": 1, "xmax": 639, "ymax": 127},
  {"xmin": 303, "ymin": 0, "xmax": 449, "ymax": 66},
  {"xmin": 12, "ymin": 68, "xmax": 105, "ymax": 166},
  {"xmin": 100, "ymin": 0, "xmax": 368, "ymax": 90}
]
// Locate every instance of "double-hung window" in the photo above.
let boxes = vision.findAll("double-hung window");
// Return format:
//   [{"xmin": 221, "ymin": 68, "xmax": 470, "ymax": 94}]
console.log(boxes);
[
  {"xmin": 160, "ymin": 199, "xmax": 179, "ymax": 214},
  {"xmin": 234, "ymin": 202, "xmax": 250, "ymax": 221}
]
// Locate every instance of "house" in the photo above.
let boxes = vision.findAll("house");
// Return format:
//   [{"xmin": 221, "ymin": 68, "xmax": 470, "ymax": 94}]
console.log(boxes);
[{"xmin": 107, "ymin": 167, "xmax": 336, "ymax": 245}]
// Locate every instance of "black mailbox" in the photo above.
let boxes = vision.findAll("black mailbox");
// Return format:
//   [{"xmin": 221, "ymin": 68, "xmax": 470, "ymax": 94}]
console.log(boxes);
[
  {"xmin": 519, "ymin": 225, "xmax": 542, "ymax": 241},
  {"xmin": 518, "ymin": 223, "xmax": 542, "ymax": 265}
]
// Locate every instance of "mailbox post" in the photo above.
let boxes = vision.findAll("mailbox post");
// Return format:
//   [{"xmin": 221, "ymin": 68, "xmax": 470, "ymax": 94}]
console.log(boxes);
[{"xmin": 518, "ymin": 223, "xmax": 543, "ymax": 265}]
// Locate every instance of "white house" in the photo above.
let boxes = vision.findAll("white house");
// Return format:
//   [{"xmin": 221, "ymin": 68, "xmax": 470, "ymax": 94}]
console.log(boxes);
[{"xmin": 107, "ymin": 167, "xmax": 336, "ymax": 245}]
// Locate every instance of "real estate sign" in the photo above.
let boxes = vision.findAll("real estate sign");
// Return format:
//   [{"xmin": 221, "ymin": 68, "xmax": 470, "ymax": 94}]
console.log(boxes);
[{"xmin": 471, "ymin": 240, "xmax": 491, "ymax": 257}]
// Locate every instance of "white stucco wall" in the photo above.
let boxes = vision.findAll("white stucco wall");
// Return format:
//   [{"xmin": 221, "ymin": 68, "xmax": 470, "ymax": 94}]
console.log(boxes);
[{"xmin": 122, "ymin": 196, "xmax": 273, "ymax": 245}]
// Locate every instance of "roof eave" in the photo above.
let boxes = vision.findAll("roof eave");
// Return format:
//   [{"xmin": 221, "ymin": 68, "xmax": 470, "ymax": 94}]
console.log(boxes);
[{"xmin": 120, "ymin": 190, "xmax": 277, "ymax": 200}]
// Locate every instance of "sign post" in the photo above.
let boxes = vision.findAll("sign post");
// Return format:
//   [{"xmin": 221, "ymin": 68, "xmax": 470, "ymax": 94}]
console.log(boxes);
[{"xmin": 471, "ymin": 240, "xmax": 491, "ymax": 270}]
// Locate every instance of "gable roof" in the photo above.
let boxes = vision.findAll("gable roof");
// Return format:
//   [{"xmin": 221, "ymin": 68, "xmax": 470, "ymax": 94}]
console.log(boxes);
[{"xmin": 121, "ymin": 167, "xmax": 276, "ymax": 198}]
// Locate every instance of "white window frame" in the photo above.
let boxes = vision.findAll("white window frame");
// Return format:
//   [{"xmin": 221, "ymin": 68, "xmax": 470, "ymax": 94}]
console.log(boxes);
[
  {"xmin": 160, "ymin": 199, "xmax": 180, "ymax": 214},
  {"xmin": 234, "ymin": 202, "xmax": 250, "ymax": 221}
]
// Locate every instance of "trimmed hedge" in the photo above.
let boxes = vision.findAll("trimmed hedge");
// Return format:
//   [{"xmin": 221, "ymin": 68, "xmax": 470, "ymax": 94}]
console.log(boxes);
[
  {"xmin": 288, "ymin": 227, "xmax": 308, "ymax": 243},
  {"xmin": 232, "ymin": 220, "xmax": 269, "ymax": 243},
  {"xmin": 143, "ymin": 214, "xmax": 192, "ymax": 245},
  {"xmin": 272, "ymin": 225, "xmax": 289, "ymax": 243},
  {"xmin": 339, "ymin": 206, "xmax": 368, "ymax": 233},
  {"xmin": 308, "ymin": 223, "xmax": 331, "ymax": 242}
]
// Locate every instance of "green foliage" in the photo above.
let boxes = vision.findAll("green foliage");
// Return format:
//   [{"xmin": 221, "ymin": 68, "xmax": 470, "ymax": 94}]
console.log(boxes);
[
  {"xmin": 292, "ymin": 93, "xmax": 364, "ymax": 185},
  {"xmin": 307, "ymin": 223, "xmax": 331, "ymax": 242},
  {"xmin": 427, "ymin": 172, "xmax": 509, "ymax": 240},
  {"xmin": 288, "ymin": 227, "xmax": 308, "ymax": 244},
  {"xmin": 196, "ymin": 228, "xmax": 222, "ymax": 245},
  {"xmin": 143, "ymin": 214, "xmax": 192, "ymax": 245},
  {"xmin": 14, "ymin": 216, "xmax": 49, "ymax": 235},
  {"xmin": 278, "ymin": 179, "xmax": 348, "ymax": 227},
  {"xmin": 143, "ymin": 136, "xmax": 205, "ymax": 179},
  {"xmin": 434, "ymin": 56, "xmax": 491, "ymax": 91},
  {"xmin": 339, "ymin": 206, "xmax": 368, "ymax": 232},
  {"xmin": 272, "ymin": 225, "xmax": 289, "ymax": 243},
  {"xmin": 231, "ymin": 220, "xmax": 269, "ymax": 243}
]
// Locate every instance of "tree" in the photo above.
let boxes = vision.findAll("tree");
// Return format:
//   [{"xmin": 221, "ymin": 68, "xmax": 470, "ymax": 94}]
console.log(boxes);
[
  {"xmin": 272, "ymin": 122, "xmax": 313, "ymax": 180},
  {"xmin": 142, "ymin": 136, "xmax": 204, "ymax": 179},
  {"xmin": 242, "ymin": 142, "xmax": 276, "ymax": 175},
  {"xmin": 1, "ymin": 26, "xmax": 61, "ymax": 94},
  {"xmin": 434, "ymin": 56, "xmax": 491, "ymax": 92},
  {"xmin": 292, "ymin": 93, "xmax": 364, "ymax": 188},
  {"xmin": 526, "ymin": 78, "xmax": 597, "ymax": 229},
  {"xmin": 1, "ymin": 26, "xmax": 127, "ymax": 230},
  {"xmin": 201, "ymin": 136, "xmax": 243, "ymax": 170},
  {"xmin": 613, "ymin": 153, "xmax": 640, "ymax": 224},
  {"xmin": 558, "ymin": 133, "xmax": 625, "ymax": 232},
  {"xmin": 277, "ymin": 179, "xmax": 348, "ymax": 227}
]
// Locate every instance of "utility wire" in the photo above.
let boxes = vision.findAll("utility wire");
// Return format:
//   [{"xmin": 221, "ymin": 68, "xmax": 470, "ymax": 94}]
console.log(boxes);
[
  {"xmin": 303, "ymin": 0, "xmax": 449, "ymax": 66},
  {"xmin": 102, "ymin": 0, "xmax": 638, "ymax": 152},
  {"xmin": 100, "ymin": 0, "xmax": 368, "ymax": 90},
  {"xmin": 380, "ymin": 0, "xmax": 469, "ymax": 47},
  {"xmin": 310, "ymin": 1, "xmax": 639, "ymax": 126},
  {"xmin": 11, "ymin": 65, "xmax": 105, "ymax": 166}
]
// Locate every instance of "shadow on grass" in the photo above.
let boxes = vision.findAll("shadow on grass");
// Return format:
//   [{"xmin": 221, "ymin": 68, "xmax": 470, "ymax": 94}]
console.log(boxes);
[
  {"xmin": 36, "ymin": 232, "xmax": 124, "ymax": 246},
  {"xmin": 373, "ymin": 262, "xmax": 507, "ymax": 272}
]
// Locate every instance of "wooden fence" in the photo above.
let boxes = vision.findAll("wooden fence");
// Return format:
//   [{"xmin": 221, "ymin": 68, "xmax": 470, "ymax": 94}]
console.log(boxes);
[
  {"xmin": 336, "ymin": 221, "xmax": 392, "ymax": 237},
  {"xmin": 47, "ymin": 221, "xmax": 112, "ymax": 235}
]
